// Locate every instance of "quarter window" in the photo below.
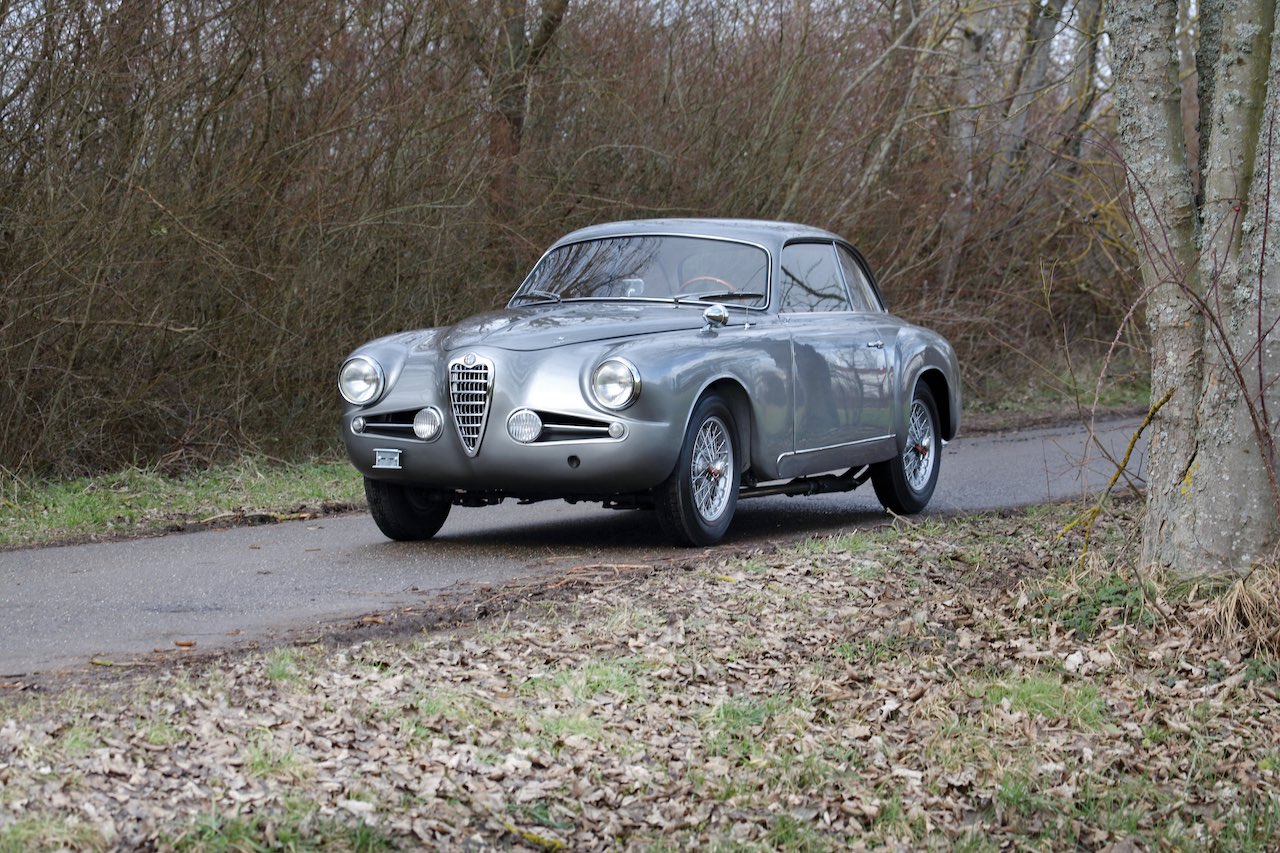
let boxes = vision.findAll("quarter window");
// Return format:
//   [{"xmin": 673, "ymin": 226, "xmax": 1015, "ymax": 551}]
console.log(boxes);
[
  {"xmin": 778, "ymin": 243, "xmax": 851, "ymax": 312},
  {"xmin": 836, "ymin": 245, "xmax": 882, "ymax": 312}
]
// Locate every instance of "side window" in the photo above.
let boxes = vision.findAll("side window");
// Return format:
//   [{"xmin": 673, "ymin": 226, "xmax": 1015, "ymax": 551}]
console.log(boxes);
[
  {"xmin": 778, "ymin": 242, "xmax": 851, "ymax": 312},
  {"xmin": 836, "ymin": 245, "xmax": 882, "ymax": 313}
]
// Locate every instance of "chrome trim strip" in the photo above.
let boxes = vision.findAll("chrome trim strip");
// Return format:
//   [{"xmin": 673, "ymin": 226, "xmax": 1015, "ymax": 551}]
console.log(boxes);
[{"xmin": 776, "ymin": 434, "xmax": 894, "ymax": 467}]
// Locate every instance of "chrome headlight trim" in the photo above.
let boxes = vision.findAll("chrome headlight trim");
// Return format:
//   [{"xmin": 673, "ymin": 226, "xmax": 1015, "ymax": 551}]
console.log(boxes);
[
  {"xmin": 338, "ymin": 355, "xmax": 385, "ymax": 406},
  {"xmin": 591, "ymin": 357, "xmax": 641, "ymax": 410}
]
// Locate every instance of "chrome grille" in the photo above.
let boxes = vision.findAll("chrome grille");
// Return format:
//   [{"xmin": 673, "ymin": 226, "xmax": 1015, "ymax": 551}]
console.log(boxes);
[{"xmin": 448, "ymin": 354, "xmax": 494, "ymax": 456}]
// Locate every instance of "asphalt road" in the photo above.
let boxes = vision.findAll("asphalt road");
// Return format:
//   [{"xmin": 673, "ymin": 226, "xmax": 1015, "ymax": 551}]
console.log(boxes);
[{"xmin": 0, "ymin": 417, "xmax": 1147, "ymax": 676}]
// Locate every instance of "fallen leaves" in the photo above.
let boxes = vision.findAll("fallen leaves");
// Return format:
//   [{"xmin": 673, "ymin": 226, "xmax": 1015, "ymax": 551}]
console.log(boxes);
[{"xmin": 1, "ymin": 502, "xmax": 1278, "ymax": 849}]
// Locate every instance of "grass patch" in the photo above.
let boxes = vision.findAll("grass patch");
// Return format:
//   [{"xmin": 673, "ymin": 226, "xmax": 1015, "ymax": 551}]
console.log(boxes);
[
  {"xmin": 519, "ymin": 658, "xmax": 646, "ymax": 703},
  {"xmin": 0, "ymin": 457, "xmax": 362, "ymax": 548},
  {"xmin": 984, "ymin": 671, "xmax": 1108, "ymax": 729},
  {"xmin": 1027, "ymin": 569, "xmax": 1156, "ymax": 639},
  {"xmin": 263, "ymin": 647, "xmax": 310, "ymax": 683},
  {"xmin": 243, "ymin": 730, "xmax": 312, "ymax": 782},
  {"xmin": 0, "ymin": 816, "xmax": 108, "ymax": 853},
  {"xmin": 171, "ymin": 806, "xmax": 394, "ymax": 852}
]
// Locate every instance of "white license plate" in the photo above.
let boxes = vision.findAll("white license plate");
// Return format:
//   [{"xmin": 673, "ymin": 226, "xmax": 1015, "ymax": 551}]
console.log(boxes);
[{"xmin": 372, "ymin": 448, "xmax": 401, "ymax": 470}]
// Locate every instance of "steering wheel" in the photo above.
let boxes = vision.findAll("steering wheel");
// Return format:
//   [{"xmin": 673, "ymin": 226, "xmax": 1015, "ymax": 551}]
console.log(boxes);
[{"xmin": 677, "ymin": 274, "xmax": 738, "ymax": 294}]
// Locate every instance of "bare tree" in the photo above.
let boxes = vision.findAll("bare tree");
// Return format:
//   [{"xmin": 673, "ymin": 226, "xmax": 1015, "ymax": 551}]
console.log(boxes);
[
  {"xmin": 1109, "ymin": 0, "xmax": 1279, "ymax": 575},
  {"xmin": 0, "ymin": 0, "xmax": 1133, "ymax": 477},
  {"xmin": 449, "ymin": 0, "xmax": 570, "ymax": 223}
]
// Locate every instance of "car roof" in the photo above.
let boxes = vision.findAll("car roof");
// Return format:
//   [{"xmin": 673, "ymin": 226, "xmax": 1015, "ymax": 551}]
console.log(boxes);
[{"xmin": 549, "ymin": 218, "xmax": 845, "ymax": 253}]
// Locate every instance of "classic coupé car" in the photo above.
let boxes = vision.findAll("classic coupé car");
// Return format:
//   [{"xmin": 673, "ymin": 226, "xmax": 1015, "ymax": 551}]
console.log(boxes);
[{"xmin": 339, "ymin": 219, "xmax": 960, "ymax": 545}]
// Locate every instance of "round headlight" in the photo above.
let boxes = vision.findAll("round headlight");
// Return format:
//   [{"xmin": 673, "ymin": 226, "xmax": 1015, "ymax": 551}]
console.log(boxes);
[
  {"xmin": 591, "ymin": 358, "xmax": 640, "ymax": 410},
  {"xmin": 413, "ymin": 407, "xmax": 443, "ymax": 441},
  {"xmin": 338, "ymin": 356, "xmax": 384, "ymax": 406},
  {"xmin": 507, "ymin": 409, "xmax": 543, "ymax": 443}
]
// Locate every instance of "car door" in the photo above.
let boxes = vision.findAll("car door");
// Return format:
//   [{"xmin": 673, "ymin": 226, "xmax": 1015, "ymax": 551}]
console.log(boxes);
[
  {"xmin": 778, "ymin": 241, "xmax": 889, "ymax": 471},
  {"xmin": 835, "ymin": 243, "xmax": 894, "ymax": 440}
]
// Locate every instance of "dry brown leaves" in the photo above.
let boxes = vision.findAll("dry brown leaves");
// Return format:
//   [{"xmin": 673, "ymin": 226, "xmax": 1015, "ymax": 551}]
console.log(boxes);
[{"xmin": 1, "ymin": 502, "xmax": 1279, "ymax": 850}]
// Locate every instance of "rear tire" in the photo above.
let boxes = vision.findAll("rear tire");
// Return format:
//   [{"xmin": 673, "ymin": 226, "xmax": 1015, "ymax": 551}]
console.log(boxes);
[
  {"xmin": 871, "ymin": 383, "xmax": 941, "ymax": 515},
  {"xmin": 655, "ymin": 394, "xmax": 740, "ymax": 546},
  {"xmin": 364, "ymin": 478, "xmax": 452, "ymax": 541}
]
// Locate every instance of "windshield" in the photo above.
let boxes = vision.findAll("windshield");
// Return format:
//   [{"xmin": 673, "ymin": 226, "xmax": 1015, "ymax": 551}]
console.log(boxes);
[{"xmin": 511, "ymin": 236, "xmax": 769, "ymax": 307}]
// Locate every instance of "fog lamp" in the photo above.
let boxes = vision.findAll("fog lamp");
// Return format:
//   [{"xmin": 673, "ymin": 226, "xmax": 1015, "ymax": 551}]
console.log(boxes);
[
  {"xmin": 507, "ymin": 409, "xmax": 543, "ymax": 444},
  {"xmin": 413, "ymin": 407, "xmax": 443, "ymax": 441}
]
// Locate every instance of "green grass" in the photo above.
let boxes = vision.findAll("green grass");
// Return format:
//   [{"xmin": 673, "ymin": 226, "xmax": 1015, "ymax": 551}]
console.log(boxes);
[
  {"xmin": 1028, "ymin": 570, "xmax": 1156, "ymax": 639},
  {"xmin": 519, "ymin": 658, "xmax": 647, "ymax": 703},
  {"xmin": 984, "ymin": 671, "xmax": 1108, "ymax": 729},
  {"xmin": 171, "ymin": 805, "xmax": 395, "ymax": 852},
  {"xmin": 0, "ymin": 816, "xmax": 108, "ymax": 853},
  {"xmin": 0, "ymin": 457, "xmax": 363, "ymax": 548},
  {"xmin": 263, "ymin": 647, "xmax": 311, "ymax": 684},
  {"xmin": 55, "ymin": 724, "xmax": 101, "ymax": 758}
]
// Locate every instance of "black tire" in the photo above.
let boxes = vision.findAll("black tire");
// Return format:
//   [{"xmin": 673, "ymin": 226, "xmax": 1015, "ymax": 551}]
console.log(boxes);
[
  {"xmin": 364, "ymin": 478, "xmax": 452, "ymax": 541},
  {"xmin": 655, "ymin": 394, "xmax": 741, "ymax": 546},
  {"xmin": 871, "ymin": 383, "xmax": 942, "ymax": 515}
]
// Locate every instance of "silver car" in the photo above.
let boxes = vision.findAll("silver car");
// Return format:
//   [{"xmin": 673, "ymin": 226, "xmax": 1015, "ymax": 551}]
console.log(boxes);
[{"xmin": 338, "ymin": 219, "xmax": 960, "ymax": 545}]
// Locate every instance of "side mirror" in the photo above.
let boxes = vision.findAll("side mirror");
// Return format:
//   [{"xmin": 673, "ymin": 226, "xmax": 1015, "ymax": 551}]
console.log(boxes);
[{"xmin": 702, "ymin": 304, "xmax": 730, "ymax": 331}]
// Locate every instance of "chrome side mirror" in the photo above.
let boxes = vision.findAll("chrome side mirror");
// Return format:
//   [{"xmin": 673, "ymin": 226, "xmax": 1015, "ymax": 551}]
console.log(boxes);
[{"xmin": 702, "ymin": 303, "xmax": 730, "ymax": 331}]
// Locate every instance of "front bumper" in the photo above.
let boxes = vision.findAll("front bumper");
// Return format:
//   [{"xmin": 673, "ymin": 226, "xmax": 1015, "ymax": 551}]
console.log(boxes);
[{"xmin": 340, "ymin": 346, "xmax": 683, "ymax": 496}]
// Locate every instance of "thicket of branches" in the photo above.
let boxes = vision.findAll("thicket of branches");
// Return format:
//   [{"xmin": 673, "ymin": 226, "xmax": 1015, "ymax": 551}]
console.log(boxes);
[{"xmin": 1, "ymin": 0, "xmax": 1137, "ymax": 476}]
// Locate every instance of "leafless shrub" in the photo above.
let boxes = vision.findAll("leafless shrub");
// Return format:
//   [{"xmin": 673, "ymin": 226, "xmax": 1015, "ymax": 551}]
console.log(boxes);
[{"xmin": 0, "ymin": 0, "xmax": 1138, "ymax": 476}]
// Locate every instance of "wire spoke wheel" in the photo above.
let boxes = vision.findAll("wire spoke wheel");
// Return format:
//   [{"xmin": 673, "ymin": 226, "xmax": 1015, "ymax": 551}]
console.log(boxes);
[
  {"xmin": 871, "ymin": 382, "xmax": 942, "ymax": 515},
  {"xmin": 655, "ymin": 394, "xmax": 740, "ymax": 546},
  {"xmin": 902, "ymin": 399, "xmax": 936, "ymax": 492},
  {"xmin": 690, "ymin": 415, "xmax": 733, "ymax": 522}
]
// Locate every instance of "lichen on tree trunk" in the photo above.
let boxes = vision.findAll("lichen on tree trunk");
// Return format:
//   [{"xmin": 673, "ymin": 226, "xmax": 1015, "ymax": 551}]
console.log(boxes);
[{"xmin": 1109, "ymin": 0, "xmax": 1280, "ymax": 576}]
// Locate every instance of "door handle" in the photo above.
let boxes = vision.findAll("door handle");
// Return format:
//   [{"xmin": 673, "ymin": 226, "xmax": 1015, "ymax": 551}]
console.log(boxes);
[{"xmin": 865, "ymin": 340, "xmax": 884, "ymax": 349}]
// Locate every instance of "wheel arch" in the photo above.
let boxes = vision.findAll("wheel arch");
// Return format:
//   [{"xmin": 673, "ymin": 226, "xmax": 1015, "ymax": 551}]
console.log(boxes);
[
  {"xmin": 701, "ymin": 377, "xmax": 753, "ymax": 475},
  {"xmin": 916, "ymin": 368, "xmax": 956, "ymax": 441}
]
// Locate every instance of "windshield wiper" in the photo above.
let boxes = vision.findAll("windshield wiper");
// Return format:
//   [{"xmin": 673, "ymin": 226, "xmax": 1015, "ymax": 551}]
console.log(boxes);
[
  {"xmin": 677, "ymin": 290, "xmax": 765, "ymax": 304},
  {"xmin": 510, "ymin": 289, "xmax": 562, "ymax": 305}
]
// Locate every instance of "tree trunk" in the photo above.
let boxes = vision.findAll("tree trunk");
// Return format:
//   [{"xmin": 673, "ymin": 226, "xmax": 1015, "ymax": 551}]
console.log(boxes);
[
  {"xmin": 1109, "ymin": 0, "xmax": 1280, "ymax": 576},
  {"xmin": 988, "ymin": 0, "xmax": 1066, "ymax": 194},
  {"xmin": 937, "ymin": 9, "xmax": 988, "ymax": 296},
  {"xmin": 486, "ymin": 0, "xmax": 568, "ymax": 223}
]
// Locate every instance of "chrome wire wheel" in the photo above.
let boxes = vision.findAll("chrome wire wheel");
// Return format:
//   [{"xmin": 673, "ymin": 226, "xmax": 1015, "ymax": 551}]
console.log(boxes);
[
  {"xmin": 656, "ymin": 394, "xmax": 740, "ymax": 546},
  {"xmin": 871, "ymin": 382, "xmax": 942, "ymax": 516},
  {"xmin": 690, "ymin": 414, "xmax": 733, "ymax": 522},
  {"xmin": 902, "ymin": 398, "xmax": 936, "ymax": 493}
]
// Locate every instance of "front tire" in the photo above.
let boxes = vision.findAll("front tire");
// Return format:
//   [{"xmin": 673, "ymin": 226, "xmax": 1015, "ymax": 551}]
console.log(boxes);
[
  {"xmin": 655, "ymin": 394, "xmax": 741, "ymax": 546},
  {"xmin": 871, "ymin": 383, "xmax": 941, "ymax": 515},
  {"xmin": 364, "ymin": 478, "xmax": 452, "ymax": 541}
]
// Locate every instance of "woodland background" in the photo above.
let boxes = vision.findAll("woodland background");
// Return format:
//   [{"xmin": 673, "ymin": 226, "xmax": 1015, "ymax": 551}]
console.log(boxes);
[{"xmin": 0, "ymin": 0, "xmax": 1143, "ymax": 476}]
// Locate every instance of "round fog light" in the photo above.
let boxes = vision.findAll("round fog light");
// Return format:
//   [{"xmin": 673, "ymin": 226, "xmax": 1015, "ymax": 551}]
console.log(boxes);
[
  {"xmin": 413, "ymin": 407, "xmax": 443, "ymax": 441},
  {"xmin": 608, "ymin": 422, "xmax": 625, "ymax": 439},
  {"xmin": 507, "ymin": 409, "xmax": 543, "ymax": 443},
  {"xmin": 351, "ymin": 416, "xmax": 367, "ymax": 435}
]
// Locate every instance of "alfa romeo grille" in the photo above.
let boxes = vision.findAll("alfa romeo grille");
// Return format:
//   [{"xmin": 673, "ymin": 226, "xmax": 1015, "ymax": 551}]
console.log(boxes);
[{"xmin": 448, "ymin": 354, "xmax": 494, "ymax": 456}]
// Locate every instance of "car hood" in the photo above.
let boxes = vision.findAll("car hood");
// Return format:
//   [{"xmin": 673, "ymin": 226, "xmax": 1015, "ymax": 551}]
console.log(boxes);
[{"xmin": 436, "ymin": 303, "xmax": 711, "ymax": 352}]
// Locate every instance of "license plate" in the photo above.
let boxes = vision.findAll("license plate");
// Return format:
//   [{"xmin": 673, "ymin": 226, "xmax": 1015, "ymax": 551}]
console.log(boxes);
[{"xmin": 372, "ymin": 448, "xmax": 401, "ymax": 470}]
